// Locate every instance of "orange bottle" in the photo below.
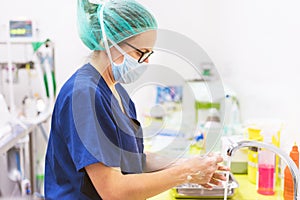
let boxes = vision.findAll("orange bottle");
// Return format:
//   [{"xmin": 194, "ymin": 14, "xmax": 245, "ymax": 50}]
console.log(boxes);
[{"xmin": 283, "ymin": 143, "xmax": 299, "ymax": 200}]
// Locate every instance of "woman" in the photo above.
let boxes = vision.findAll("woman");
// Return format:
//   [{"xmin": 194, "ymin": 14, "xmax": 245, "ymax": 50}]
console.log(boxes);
[{"xmin": 45, "ymin": 0, "xmax": 229, "ymax": 199}]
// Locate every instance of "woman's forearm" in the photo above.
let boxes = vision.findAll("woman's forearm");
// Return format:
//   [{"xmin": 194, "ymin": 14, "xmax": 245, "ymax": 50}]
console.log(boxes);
[
  {"xmin": 86, "ymin": 162, "xmax": 190, "ymax": 200},
  {"xmin": 86, "ymin": 154, "xmax": 228, "ymax": 200},
  {"xmin": 118, "ymin": 165, "xmax": 188, "ymax": 200},
  {"xmin": 143, "ymin": 152, "xmax": 188, "ymax": 172}
]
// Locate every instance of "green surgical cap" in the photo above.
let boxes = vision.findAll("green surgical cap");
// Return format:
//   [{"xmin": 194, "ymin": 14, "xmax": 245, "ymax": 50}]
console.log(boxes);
[{"xmin": 77, "ymin": 0, "xmax": 158, "ymax": 51}]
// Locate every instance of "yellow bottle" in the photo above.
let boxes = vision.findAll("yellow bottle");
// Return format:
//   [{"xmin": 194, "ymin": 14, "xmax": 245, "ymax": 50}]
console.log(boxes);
[{"xmin": 247, "ymin": 127, "xmax": 263, "ymax": 184}]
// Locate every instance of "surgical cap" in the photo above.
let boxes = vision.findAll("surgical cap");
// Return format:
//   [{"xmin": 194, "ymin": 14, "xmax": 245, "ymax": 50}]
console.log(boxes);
[{"xmin": 77, "ymin": 0, "xmax": 158, "ymax": 51}]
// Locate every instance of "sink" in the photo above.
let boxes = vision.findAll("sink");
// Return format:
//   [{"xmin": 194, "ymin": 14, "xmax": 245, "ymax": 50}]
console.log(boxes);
[{"xmin": 173, "ymin": 173, "xmax": 238, "ymax": 199}]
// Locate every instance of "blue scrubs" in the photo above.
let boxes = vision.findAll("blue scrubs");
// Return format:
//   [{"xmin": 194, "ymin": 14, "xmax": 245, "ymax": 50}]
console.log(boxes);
[{"xmin": 45, "ymin": 63, "xmax": 145, "ymax": 199}]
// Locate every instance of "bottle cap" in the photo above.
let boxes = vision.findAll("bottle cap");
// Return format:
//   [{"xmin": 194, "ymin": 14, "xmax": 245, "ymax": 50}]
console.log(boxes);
[
  {"xmin": 290, "ymin": 142, "xmax": 299, "ymax": 168},
  {"xmin": 195, "ymin": 133, "xmax": 204, "ymax": 142},
  {"xmin": 248, "ymin": 127, "xmax": 263, "ymax": 141},
  {"xmin": 292, "ymin": 142, "xmax": 298, "ymax": 151}
]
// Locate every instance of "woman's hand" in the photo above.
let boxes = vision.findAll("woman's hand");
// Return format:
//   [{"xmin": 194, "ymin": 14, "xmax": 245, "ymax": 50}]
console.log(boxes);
[
  {"xmin": 85, "ymin": 153, "xmax": 229, "ymax": 199},
  {"xmin": 182, "ymin": 153, "xmax": 230, "ymax": 189}
]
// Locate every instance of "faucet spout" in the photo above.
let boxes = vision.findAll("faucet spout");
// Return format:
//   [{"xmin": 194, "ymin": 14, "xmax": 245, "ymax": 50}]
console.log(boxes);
[
  {"xmin": 227, "ymin": 141, "xmax": 240, "ymax": 157},
  {"xmin": 227, "ymin": 140, "xmax": 300, "ymax": 200}
]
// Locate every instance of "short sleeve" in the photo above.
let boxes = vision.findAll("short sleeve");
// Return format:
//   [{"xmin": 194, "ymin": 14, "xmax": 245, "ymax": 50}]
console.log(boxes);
[{"xmin": 58, "ymin": 83, "xmax": 121, "ymax": 172}]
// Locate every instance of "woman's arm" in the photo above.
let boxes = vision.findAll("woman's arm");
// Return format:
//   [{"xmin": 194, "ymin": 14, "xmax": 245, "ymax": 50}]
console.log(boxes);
[
  {"xmin": 86, "ymin": 162, "xmax": 186, "ymax": 200},
  {"xmin": 85, "ymin": 154, "xmax": 228, "ymax": 200},
  {"xmin": 143, "ymin": 152, "xmax": 188, "ymax": 172}
]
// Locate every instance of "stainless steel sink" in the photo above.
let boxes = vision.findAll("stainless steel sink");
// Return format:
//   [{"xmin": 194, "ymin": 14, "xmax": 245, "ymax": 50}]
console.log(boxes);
[{"xmin": 173, "ymin": 173, "xmax": 238, "ymax": 199}]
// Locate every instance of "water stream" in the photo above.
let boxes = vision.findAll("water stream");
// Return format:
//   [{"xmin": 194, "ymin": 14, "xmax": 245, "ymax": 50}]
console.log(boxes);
[{"xmin": 223, "ymin": 157, "xmax": 232, "ymax": 200}]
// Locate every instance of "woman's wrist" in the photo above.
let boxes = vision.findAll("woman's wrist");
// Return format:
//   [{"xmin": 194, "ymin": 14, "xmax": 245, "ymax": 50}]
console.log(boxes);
[{"xmin": 169, "ymin": 162, "xmax": 193, "ymax": 185}]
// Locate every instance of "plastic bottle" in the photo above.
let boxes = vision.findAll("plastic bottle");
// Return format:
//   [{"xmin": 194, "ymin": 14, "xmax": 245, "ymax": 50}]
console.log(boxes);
[
  {"xmin": 283, "ymin": 143, "xmax": 299, "ymax": 200},
  {"xmin": 204, "ymin": 108, "xmax": 222, "ymax": 153},
  {"xmin": 247, "ymin": 127, "xmax": 263, "ymax": 184},
  {"xmin": 195, "ymin": 133, "xmax": 204, "ymax": 149},
  {"xmin": 21, "ymin": 178, "xmax": 31, "ymax": 195},
  {"xmin": 257, "ymin": 134, "xmax": 275, "ymax": 195},
  {"xmin": 224, "ymin": 95, "xmax": 241, "ymax": 136},
  {"xmin": 36, "ymin": 160, "xmax": 45, "ymax": 195},
  {"xmin": 189, "ymin": 133, "xmax": 204, "ymax": 155},
  {"xmin": 229, "ymin": 96, "xmax": 241, "ymax": 127}
]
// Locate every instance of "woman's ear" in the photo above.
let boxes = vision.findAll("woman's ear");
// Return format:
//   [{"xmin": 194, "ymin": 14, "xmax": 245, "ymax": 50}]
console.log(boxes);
[
  {"xmin": 113, "ymin": 54, "xmax": 125, "ymax": 65},
  {"xmin": 109, "ymin": 46, "xmax": 124, "ymax": 64}
]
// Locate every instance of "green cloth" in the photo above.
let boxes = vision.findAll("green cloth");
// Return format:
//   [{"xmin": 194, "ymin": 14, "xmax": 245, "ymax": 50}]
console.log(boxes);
[{"xmin": 32, "ymin": 39, "xmax": 51, "ymax": 52}]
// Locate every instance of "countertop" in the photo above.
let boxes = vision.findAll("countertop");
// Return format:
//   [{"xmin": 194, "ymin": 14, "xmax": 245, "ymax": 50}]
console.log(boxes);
[
  {"xmin": 144, "ymin": 132, "xmax": 284, "ymax": 200},
  {"xmin": 148, "ymin": 174, "xmax": 284, "ymax": 200}
]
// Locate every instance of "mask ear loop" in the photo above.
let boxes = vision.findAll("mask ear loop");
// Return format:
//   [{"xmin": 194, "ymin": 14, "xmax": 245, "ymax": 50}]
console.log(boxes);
[
  {"xmin": 108, "ymin": 38, "xmax": 127, "ymax": 55},
  {"xmin": 98, "ymin": 4, "xmax": 114, "ymax": 65},
  {"xmin": 89, "ymin": 0, "xmax": 110, "ymax": 5},
  {"xmin": 98, "ymin": 5, "xmax": 130, "ymax": 83},
  {"xmin": 98, "ymin": 5, "xmax": 127, "ymax": 67}
]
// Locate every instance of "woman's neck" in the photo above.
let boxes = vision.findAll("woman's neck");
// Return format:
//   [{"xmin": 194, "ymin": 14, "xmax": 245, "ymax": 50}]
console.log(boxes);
[
  {"xmin": 90, "ymin": 52, "xmax": 125, "ymax": 113},
  {"xmin": 90, "ymin": 51, "xmax": 116, "ymax": 90}
]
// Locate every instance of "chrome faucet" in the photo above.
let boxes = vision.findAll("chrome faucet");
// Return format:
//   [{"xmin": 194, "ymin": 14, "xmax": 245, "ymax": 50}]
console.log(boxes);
[{"xmin": 227, "ymin": 140, "xmax": 300, "ymax": 200}]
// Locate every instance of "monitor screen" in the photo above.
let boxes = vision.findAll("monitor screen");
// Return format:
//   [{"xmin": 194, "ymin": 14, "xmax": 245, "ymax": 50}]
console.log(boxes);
[
  {"xmin": 9, "ymin": 20, "xmax": 33, "ymax": 38},
  {"xmin": 156, "ymin": 86, "xmax": 183, "ymax": 104}
]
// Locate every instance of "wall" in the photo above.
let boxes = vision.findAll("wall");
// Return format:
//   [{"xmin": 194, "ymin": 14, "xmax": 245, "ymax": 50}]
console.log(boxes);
[
  {"xmin": 138, "ymin": 0, "xmax": 300, "ymax": 151},
  {"xmin": 1, "ymin": 0, "xmax": 300, "ymax": 151}
]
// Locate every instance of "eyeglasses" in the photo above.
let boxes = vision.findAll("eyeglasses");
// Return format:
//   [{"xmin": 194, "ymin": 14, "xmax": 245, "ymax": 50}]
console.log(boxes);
[{"xmin": 124, "ymin": 42, "xmax": 154, "ymax": 63}]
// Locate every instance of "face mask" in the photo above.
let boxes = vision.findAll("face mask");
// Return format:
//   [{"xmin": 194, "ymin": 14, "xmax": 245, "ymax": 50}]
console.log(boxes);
[
  {"xmin": 98, "ymin": 4, "xmax": 147, "ymax": 84},
  {"xmin": 112, "ymin": 53, "xmax": 147, "ymax": 84}
]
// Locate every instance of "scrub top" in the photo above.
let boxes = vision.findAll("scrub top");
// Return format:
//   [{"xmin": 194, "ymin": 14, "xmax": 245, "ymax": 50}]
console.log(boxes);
[{"xmin": 45, "ymin": 63, "xmax": 145, "ymax": 200}]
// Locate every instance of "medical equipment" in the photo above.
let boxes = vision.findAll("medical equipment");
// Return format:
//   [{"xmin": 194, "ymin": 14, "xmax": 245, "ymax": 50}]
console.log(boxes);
[
  {"xmin": 0, "ymin": 39, "xmax": 56, "ymax": 122},
  {"xmin": 8, "ymin": 19, "xmax": 38, "ymax": 43},
  {"xmin": 1, "ymin": 19, "xmax": 38, "ymax": 114},
  {"xmin": 0, "ymin": 93, "xmax": 11, "ymax": 126},
  {"xmin": 0, "ymin": 19, "xmax": 55, "ymax": 197},
  {"xmin": 0, "ymin": 93, "xmax": 12, "ymax": 140},
  {"xmin": 6, "ymin": 136, "xmax": 32, "ymax": 196},
  {"xmin": 34, "ymin": 39, "xmax": 56, "ymax": 99},
  {"xmin": 18, "ymin": 39, "xmax": 56, "ymax": 125}
]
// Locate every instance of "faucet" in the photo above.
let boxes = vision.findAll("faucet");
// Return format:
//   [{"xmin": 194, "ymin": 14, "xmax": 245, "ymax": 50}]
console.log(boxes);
[{"xmin": 227, "ymin": 140, "xmax": 300, "ymax": 200}]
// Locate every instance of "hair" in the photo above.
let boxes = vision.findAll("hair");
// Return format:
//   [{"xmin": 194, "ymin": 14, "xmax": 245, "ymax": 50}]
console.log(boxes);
[{"xmin": 77, "ymin": 0, "xmax": 158, "ymax": 51}]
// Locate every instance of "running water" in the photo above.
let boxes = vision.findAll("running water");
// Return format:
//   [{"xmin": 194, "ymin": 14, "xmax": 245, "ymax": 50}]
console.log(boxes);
[{"xmin": 223, "ymin": 157, "xmax": 232, "ymax": 200}]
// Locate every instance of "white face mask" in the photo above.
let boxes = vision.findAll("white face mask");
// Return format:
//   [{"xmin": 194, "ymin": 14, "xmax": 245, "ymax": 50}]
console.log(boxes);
[{"xmin": 111, "ymin": 53, "xmax": 147, "ymax": 84}]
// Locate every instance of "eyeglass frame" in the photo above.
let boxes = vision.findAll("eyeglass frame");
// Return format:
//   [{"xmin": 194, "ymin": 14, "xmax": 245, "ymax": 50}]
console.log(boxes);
[{"xmin": 123, "ymin": 42, "xmax": 154, "ymax": 63}]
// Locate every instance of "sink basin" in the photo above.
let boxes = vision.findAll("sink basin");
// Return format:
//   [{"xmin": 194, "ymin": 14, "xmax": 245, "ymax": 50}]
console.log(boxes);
[{"xmin": 173, "ymin": 173, "xmax": 239, "ymax": 199}]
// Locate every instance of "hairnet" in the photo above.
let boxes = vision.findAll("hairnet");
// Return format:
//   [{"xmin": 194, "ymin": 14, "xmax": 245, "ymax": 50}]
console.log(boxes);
[{"xmin": 77, "ymin": 0, "xmax": 158, "ymax": 51}]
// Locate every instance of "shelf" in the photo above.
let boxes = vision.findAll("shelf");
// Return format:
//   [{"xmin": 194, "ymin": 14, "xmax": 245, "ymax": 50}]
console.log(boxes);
[
  {"xmin": 0, "ymin": 41, "xmax": 37, "ymax": 45},
  {"xmin": 0, "ymin": 124, "xmax": 35, "ymax": 154}
]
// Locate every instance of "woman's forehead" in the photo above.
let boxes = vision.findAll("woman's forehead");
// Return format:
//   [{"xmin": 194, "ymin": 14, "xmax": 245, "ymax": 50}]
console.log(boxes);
[{"xmin": 127, "ymin": 30, "xmax": 157, "ymax": 49}]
